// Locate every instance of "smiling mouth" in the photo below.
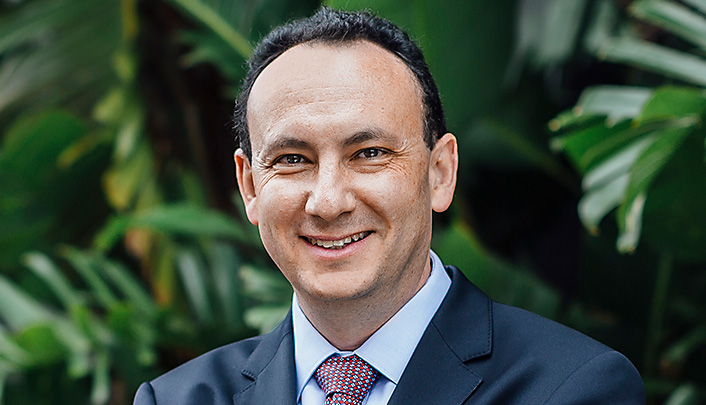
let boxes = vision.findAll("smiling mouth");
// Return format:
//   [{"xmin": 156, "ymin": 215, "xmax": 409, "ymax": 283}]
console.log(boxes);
[{"xmin": 304, "ymin": 231, "xmax": 372, "ymax": 250}]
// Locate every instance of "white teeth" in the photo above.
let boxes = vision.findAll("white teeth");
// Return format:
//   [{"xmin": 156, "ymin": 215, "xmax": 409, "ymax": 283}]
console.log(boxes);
[{"xmin": 307, "ymin": 232, "xmax": 369, "ymax": 249}]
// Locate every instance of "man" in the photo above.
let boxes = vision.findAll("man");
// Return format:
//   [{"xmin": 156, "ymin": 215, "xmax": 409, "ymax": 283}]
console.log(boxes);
[{"xmin": 135, "ymin": 7, "xmax": 645, "ymax": 404}]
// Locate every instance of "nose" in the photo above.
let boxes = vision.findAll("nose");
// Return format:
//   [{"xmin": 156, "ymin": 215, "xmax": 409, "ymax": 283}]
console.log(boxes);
[{"xmin": 305, "ymin": 163, "xmax": 355, "ymax": 221}]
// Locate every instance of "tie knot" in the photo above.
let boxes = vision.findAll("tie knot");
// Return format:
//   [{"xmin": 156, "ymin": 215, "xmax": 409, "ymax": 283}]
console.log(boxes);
[{"xmin": 314, "ymin": 354, "xmax": 379, "ymax": 405}]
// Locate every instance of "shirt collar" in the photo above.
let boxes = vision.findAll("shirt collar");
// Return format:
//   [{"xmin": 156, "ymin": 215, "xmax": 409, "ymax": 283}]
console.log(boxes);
[{"xmin": 292, "ymin": 250, "xmax": 451, "ymax": 402}]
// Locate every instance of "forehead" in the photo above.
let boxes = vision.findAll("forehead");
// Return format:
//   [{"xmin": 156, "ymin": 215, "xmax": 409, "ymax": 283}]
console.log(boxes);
[{"xmin": 246, "ymin": 40, "xmax": 424, "ymax": 147}]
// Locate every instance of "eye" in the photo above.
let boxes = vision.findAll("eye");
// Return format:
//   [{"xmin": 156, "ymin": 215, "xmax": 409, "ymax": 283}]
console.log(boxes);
[
  {"xmin": 275, "ymin": 154, "xmax": 307, "ymax": 165},
  {"xmin": 357, "ymin": 148, "xmax": 385, "ymax": 159}
]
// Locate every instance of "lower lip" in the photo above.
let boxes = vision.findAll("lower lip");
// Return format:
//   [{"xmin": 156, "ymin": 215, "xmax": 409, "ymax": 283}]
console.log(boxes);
[{"xmin": 302, "ymin": 234, "xmax": 370, "ymax": 259}]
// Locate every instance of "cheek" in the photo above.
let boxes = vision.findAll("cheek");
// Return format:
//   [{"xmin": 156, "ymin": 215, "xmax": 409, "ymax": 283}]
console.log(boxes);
[
  {"xmin": 258, "ymin": 182, "xmax": 307, "ymax": 223},
  {"xmin": 358, "ymin": 168, "xmax": 430, "ymax": 221},
  {"xmin": 256, "ymin": 187, "xmax": 303, "ymax": 262}
]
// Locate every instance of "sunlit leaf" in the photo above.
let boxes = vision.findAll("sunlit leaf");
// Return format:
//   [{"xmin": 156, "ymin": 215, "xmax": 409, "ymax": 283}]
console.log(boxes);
[
  {"xmin": 176, "ymin": 249, "xmax": 213, "ymax": 324},
  {"xmin": 0, "ymin": 327, "xmax": 30, "ymax": 366},
  {"xmin": 70, "ymin": 303, "xmax": 115, "ymax": 348},
  {"xmin": 664, "ymin": 383, "xmax": 700, "ymax": 405},
  {"xmin": 534, "ymin": 0, "xmax": 589, "ymax": 67},
  {"xmin": 46, "ymin": 321, "xmax": 92, "ymax": 378},
  {"xmin": 90, "ymin": 349, "xmax": 110, "ymax": 405},
  {"xmin": 89, "ymin": 252, "xmax": 158, "ymax": 318},
  {"xmin": 13, "ymin": 324, "xmax": 66, "ymax": 366},
  {"xmin": 573, "ymin": 86, "xmax": 653, "ymax": 124},
  {"xmin": 616, "ymin": 125, "xmax": 694, "ymax": 252},
  {"xmin": 637, "ymin": 87, "xmax": 706, "ymax": 123},
  {"xmin": 504, "ymin": 0, "xmax": 548, "ymax": 82},
  {"xmin": 683, "ymin": 0, "xmax": 706, "ymax": 15},
  {"xmin": 548, "ymin": 109, "xmax": 603, "ymax": 132},
  {"xmin": 56, "ymin": 131, "xmax": 108, "ymax": 169},
  {"xmin": 622, "ymin": 126, "xmax": 691, "ymax": 212},
  {"xmin": 0, "ymin": 275, "xmax": 52, "ymax": 330},
  {"xmin": 508, "ymin": 0, "xmax": 589, "ymax": 75},
  {"xmin": 551, "ymin": 121, "xmax": 632, "ymax": 171},
  {"xmin": 152, "ymin": 239, "xmax": 178, "ymax": 305},
  {"xmin": 598, "ymin": 37, "xmax": 706, "ymax": 87},
  {"xmin": 102, "ymin": 142, "xmax": 153, "ymax": 211},
  {"xmin": 94, "ymin": 203, "xmax": 254, "ymax": 251},
  {"xmin": 582, "ymin": 135, "xmax": 656, "ymax": 190},
  {"xmin": 631, "ymin": 0, "xmax": 706, "ymax": 51},
  {"xmin": 243, "ymin": 305, "xmax": 289, "ymax": 335},
  {"xmin": 21, "ymin": 252, "xmax": 83, "ymax": 309},
  {"xmin": 207, "ymin": 242, "xmax": 245, "ymax": 331},
  {"xmin": 239, "ymin": 264, "xmax": 292, "ymax": 304},
  {"xmin": 112, "ymin": 102, "xmax": 144, "ymax": 162},
  {"xmin": 616, "ymin": 192, "xmax": 646, "ymax": 253},
  {"xmin": 583, "ymin": 0, "xmax": 619, "ymax": 54},
  {"xmin": 60, "ymin": 248, "xmax": 118, "ymax": 310},
  {"xmin": 579, "ymin": 173, "xmax": 629, "ymax": 234},
  {"xmin": 578, "ymin": 120, "xmax": 681, "ymax": 171}
]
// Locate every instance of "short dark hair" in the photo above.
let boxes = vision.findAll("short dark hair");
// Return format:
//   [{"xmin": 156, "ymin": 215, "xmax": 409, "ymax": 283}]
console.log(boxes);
[{"xmin": 233, "ymin": 7, "xmax": 447, "ymax": 159}]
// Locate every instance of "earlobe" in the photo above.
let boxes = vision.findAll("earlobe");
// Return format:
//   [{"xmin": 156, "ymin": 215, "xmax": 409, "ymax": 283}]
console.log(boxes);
[
  {"xmin": 429, "ymin": 133, "xmax": 458, "ymax": 213},
  {"xmin": 234, "ymin": 149, "xmax": 259, "ymax": 225}
]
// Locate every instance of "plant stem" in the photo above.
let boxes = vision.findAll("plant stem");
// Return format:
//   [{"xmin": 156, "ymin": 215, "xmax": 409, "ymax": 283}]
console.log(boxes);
[{"xmin": 644, "ymin": 252, "xmax": 673, "ymax": 377}]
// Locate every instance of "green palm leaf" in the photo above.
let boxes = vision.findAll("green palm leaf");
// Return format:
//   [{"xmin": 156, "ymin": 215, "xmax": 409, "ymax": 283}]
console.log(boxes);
[{"xmin": 0, "ymin": 0, "xmax": 122, "ymax": 119}]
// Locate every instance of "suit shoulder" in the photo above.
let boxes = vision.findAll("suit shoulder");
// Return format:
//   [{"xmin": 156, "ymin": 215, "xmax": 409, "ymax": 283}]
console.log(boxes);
[
  {"xmin": 146, "ymin": 334, "xmax": 264, "ymax": 402},
  {"xmin": 485, "ymin": 302, "xmax": 644, "ymax": 402},
  {"xmin": 492, "ymin": 301, "xmax": 609, "ymax": 357},
  {"xmin": 154, "ymin": 334, "xmax": 262, "ymax": 382},
  {"xmin": 137, "ymin": 314, "xmax": 299, "ymax": 405}
]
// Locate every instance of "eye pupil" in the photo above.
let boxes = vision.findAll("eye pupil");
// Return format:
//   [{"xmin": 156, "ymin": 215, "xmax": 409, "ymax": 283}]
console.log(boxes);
[
  {"xmin": 286, "ymin": 155, "xmax": 301, "ymax": 164},
  {"xmin": 365, "ymin": 148, "xmax": 379, "ymax": 158}
]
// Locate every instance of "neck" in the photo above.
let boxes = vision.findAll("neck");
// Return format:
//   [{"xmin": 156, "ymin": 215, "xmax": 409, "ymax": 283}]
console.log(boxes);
[{"xmin": 297, "ymin": 259, "xmax": 432, "ymax": 351}]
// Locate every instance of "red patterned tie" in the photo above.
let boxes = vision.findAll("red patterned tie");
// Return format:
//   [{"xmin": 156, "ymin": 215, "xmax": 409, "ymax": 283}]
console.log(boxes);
[{"xmin": 314, "ymin": 354, "xmax": 379, "ymax": 405}]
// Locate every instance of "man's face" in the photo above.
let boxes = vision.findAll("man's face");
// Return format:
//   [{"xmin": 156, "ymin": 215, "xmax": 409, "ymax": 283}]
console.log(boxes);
[{"xmin": 235, "ymin": 40, "xmax": 456, "ymax": 311}]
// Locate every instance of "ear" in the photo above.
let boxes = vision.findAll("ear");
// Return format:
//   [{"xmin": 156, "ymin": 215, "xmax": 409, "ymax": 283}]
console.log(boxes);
[
  {"xmin": 234, "ymin": 149, "xmax": 259, "ymax": 225},
  {"xmin": 429, "ymin": 133, "xmax": 458, "ymax": 213}
]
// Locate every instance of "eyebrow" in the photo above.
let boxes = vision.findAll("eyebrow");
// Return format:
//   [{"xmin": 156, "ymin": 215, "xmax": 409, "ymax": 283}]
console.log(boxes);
[
  {"xmin": 258, "ymin": 127, "xmax": 393, "ymax": 159},
  {"xmin": 259, "ymin": 137, "xmax": 313, "ymax": 159},
  {"xmin": 342, "ymin": 128, "xmax": 390, "ymax": 148}
]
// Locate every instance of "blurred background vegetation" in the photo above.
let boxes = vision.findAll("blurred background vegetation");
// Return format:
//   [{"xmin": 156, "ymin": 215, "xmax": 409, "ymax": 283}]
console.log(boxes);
[{"xmin": 0, "ymin": 0, "xmax": 704, "ymax": 403}]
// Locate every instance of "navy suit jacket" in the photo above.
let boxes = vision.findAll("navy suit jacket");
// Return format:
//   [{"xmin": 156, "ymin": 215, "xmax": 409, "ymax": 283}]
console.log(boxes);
[{"xmin": 134, "ymin": 266, "xmax": 645, "ymax": 404}]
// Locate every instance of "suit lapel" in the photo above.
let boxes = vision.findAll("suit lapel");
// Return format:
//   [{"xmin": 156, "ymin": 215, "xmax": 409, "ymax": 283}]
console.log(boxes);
[
  {"xmin": 388, "ymin": 266, "xmax": 493, "ymax": 405},
  {"xmin": 231, "ymin": 267, "xmax": 493, "ymax": 404},
  {"xmin": 232, "ymin": 312, "xmax": 298, "ymax": 405}
]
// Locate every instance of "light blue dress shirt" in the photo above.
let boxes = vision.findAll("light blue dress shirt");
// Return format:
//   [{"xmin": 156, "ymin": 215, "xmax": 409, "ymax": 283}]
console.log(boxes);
[{"xmin": 292, "ymin": 250, "xmax": 451, "ymax": 405}]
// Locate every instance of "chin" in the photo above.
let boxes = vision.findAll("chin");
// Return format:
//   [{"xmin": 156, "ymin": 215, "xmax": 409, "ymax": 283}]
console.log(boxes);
[{"xmin": 298, "ymin": 273, "xmax": 378, "ymax": 303}]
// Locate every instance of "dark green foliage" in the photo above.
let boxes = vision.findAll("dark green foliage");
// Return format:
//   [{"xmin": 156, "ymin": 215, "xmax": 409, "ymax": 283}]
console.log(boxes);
[
  {"xmin": 1, "ymin": 0, "xmax": 705, "ymax": 403},
  {"xmin": 550, "ymin": 1, "xmax": 706, "ymax": 401}
]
